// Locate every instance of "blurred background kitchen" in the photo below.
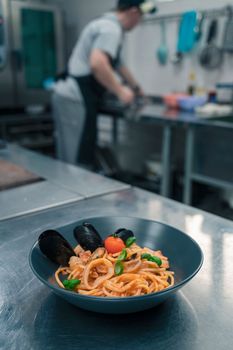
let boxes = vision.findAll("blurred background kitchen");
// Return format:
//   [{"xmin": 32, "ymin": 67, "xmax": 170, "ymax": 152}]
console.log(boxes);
[{"xmin": 0, "ymin": 0, "xmax": 233, "ymax": 220}]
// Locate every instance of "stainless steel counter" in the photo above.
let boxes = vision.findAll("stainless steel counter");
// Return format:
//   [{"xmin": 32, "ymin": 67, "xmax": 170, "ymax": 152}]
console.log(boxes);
[
  {"xmin": 0, "ymin": 144, "xmax": 130, "ymax": 220},
  {"xmin": 0, "ymin": 187, "xmax": 233, "ymax": 350},
  {"xmin": 0, "ymin": 144, "xmax": 129, "ymax": 197},
  {"xmin": 0, "ymin": 180, "xmax": 82, "ymax": 221},
  {"xmin": 102, "ymin": 102, "xmax": 233, "ymax": 201},
  {"xmin": 131, "ymin": 104, "xmax": 233, "ymax": 128},
  {"xmin": 100, "ymin": 99, "xmax": 233, "ymax": 128}
]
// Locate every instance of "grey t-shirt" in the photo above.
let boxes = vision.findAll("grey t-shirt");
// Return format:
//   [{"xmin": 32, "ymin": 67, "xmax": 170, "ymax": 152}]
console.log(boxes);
[{"xmin": 54, "ymin": 12, "xmax": 124, "ymax": 101}]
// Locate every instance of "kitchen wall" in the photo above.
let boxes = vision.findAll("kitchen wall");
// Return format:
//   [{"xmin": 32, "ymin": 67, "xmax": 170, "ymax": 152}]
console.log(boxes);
[
  {"xmin": 125, "ymin": 1, "xmax": 233, "ymax": 95},
  {"xmin": 45, "ymin": 0, "xmax": 233, "ymax": 95}
]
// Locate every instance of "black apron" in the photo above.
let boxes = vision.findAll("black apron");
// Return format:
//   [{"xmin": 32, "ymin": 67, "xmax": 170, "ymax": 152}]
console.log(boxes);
[
  {"xmin": 70, "ymin": 17, "xmax": 123, "ymax": 167},
  {"xmin": 72, "ymin": 75, "xmax": 105, "ymax": 167}
]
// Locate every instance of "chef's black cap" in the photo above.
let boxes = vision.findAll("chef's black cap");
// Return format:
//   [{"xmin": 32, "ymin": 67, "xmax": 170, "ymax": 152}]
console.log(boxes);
[{"xmin": 117, "ymin": 0, "xmax": 157, "ymax": 14}]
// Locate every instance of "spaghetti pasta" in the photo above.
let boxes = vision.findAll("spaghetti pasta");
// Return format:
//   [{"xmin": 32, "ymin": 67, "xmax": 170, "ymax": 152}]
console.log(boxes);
[{"xmin": 55, "ymin": 243, "xmax": 174, "ymax": 297}]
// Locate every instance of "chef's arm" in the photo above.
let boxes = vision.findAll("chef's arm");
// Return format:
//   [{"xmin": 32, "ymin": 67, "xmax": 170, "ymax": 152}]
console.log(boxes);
[
  {"xmin": 90, "ymin": 49, "xmax": 135, "ymax": 104},
  {"xmin": 118, "ymin": 65, "xmax": 144, "ymax": 95}
]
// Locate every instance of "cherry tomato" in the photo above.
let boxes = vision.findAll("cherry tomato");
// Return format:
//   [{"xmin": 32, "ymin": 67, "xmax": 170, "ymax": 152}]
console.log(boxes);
[{"xmin": 104, "ymin": 236, "xmax": 126, "ymax": 254}]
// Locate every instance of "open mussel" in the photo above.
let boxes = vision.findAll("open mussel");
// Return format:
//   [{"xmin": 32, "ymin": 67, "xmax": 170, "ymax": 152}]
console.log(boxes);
[
  {"xmin": 114, "ymin": 228, "xmax": 134, "ymax": 243},
  {"xmin": 73, "ymin": 223, "xmax": 103, "ymax": 252},
  {"xmin": 38, "ymin": 230, "xmax": 75, "ymax": 266}
]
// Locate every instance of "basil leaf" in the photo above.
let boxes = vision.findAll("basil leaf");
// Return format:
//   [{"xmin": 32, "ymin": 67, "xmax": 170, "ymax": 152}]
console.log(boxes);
[
  {"xmin": 115, "ymin": 261, "xmax": 124, "ymax": 276},
  {"xmin": 141, "ymin": 253, "xmax": 151, "ymax": 260},
  {"xmin": 69, "ymin": 279, "xmax": 81, "ymax": 289},
  {"xmin": 149, "ymin": 256, "xmax": 162, "ymax": 266},
  {"xmin": 126, "ymin": 237, "xmax": 136, "ymax": 247},
  {"xmin": 63, "ymin": 280, "xmax": 70, "ymax": 287},
  {"xmin": 141, "ymin": 254, "xmax": 162, "ymax": 267},
  {"xmin": 117, "ymin": 249, "xmax": 127, "ymax": 261},
  {"xmin": 63, "ymin": 279, "xmax": 81, "ymax": 290}
]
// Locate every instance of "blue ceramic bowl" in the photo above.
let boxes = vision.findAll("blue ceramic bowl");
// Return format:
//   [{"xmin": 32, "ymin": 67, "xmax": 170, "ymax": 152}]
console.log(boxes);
[{"xmin": 29, "ymin": 216, "xmax": 203, "ymax": 314}]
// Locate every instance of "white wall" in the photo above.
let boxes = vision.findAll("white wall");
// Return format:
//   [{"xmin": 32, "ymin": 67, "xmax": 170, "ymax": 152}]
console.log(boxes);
[
  {"xmin": 153, "ymin": 0, "xmax": 231, "ymax": 15},
  {"xmin": 125, "ymin": 0, "xmax": 233, "ymax": 95},
  {"xmin": 46, "ymin": 0, "xmax": 233, "ymax": 94}
]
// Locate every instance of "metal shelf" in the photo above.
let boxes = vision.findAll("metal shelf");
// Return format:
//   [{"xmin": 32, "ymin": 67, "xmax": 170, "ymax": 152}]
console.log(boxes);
[
  {"xmin": 9, "ymin": 124, "xmax": 53, "ymax": 134},
  {"xmin": 0, "ymin": 113, "xmax": 55, "ymax": 155},
  {"xmin": 20, "ymin": 139, "xmax": 54, "ymax": 149},
  {"xmin": 191, "ymin": 174, "xmax": 233, "ymax": 190}
]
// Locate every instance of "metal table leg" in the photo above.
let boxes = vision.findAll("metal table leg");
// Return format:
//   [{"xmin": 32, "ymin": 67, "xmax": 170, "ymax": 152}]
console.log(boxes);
[
  {"xmin": 183, "ymin": 127, "xmax": 195, "ymax": 205},
  {"xmin": 112, "ymin": 116, "xmax": 118, "ymax": 146},
  {"xmin": 161, "ymin": 125, "xmax": 172, "ymax": 197}
]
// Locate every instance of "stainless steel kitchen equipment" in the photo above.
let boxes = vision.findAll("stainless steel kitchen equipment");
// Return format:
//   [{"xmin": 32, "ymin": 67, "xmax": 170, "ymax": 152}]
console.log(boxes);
[
  {"xmin": 0, "ymin": 0, "xmax": 15, "ymax": 107},
  {"xmin": 0, "ymin": 0, "xmax": 64, "ymax": 109},
  {"xmin": 216, "ymin": 83, "xmax": 233, "ymax": 105}
]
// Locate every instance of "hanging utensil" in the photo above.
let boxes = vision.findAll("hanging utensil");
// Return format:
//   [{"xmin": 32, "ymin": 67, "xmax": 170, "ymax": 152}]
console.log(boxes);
[
  {"xmin": 195, "ymin": 13, "xmax": 204, "ymax": 43},
  {"xmin": 222, "ymin": 6, "xmax": 233, "ymax": 52},
  {"xmin": 199, "ymin": 18, "xmax": 223, "ymax": 70},
  {"xmin": 170, "ymin": 19, "xmax": 183, "ymax": 64},
  {"xmin": 156, "ymin": 20, "xmax": 168, "ymax": 65},
  {"xmin": 171, "ymin": 11, "xmax": 198, "ymax": 64},
  {"xmin": 177, "ymin": 11, "xmax": 198, "ymax": 53}
]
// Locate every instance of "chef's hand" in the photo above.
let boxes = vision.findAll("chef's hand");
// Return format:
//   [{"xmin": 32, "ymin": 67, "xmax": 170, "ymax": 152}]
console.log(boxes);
[
  {"xmin": 117, "ymin": 86, "xmax": 135, "ymax": 105},
  {"xmin": 133, "ymin": 85, "xmax": 145, "ymax": 97}
]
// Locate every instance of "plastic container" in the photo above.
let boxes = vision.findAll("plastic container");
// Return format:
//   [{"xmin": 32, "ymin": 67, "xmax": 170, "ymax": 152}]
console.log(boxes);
[{"xmin": 177, "ymin": 95, "xmax": 207, "ymax": 111}]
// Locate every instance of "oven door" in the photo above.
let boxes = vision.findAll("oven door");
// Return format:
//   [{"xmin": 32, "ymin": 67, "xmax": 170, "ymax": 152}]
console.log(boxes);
[{"xmin": 11, "ymin": 1, "xmax": 64, "ymax": 107}]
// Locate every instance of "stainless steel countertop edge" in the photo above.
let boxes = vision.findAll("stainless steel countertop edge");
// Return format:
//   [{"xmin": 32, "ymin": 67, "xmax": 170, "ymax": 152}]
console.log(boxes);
[{"xmin": 0, "ymin": 195, "xmax": 84, "ymax": 222}]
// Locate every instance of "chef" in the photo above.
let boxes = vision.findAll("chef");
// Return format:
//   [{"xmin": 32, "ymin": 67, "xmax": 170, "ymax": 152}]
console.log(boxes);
[{"xmin": 52, "ymin": 0, "xmax": 157, "ymax": 169}]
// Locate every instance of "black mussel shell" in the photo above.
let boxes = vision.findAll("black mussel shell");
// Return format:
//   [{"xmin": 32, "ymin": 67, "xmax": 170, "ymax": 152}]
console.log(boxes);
[
  {"xmin": 114, "ymin": 228, "xmax": 134, "ymax": 243},
  {"xmin": 73, "ymin": 223, "xmax": 104, "ymax": 252},
  {"xmin": 38, "ymin": 230, "xmax": 75, "ymax": 266}
]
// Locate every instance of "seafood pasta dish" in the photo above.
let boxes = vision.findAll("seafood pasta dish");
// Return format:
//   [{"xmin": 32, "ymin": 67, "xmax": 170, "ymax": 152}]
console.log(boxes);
[
  {"xmin": 38, "ymin": 224, "xmax": 174, "ymax": 297},
  {"xmin": 56, "ymin": 244, "xmax": 174, "ymax": 297}
]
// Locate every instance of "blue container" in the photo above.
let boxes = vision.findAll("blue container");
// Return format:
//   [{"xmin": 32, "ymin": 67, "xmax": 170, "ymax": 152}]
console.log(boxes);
[{"xmin": 178, "ymin": 96, "xmax": 207, "ymax": 111}]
